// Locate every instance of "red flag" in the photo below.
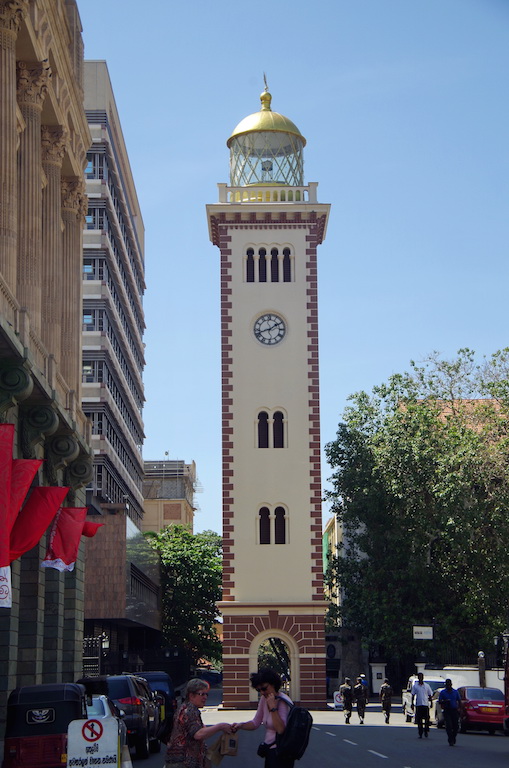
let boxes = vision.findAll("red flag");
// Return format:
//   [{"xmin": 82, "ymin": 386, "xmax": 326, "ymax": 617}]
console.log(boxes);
[
  {"xmin": 82, "ymin": 521, "xmax": 104, "ymax": 538},
  {"xmin": 0, "ymin": 424, "xmax": 15, "ymax": 567},
  {"xmin": 41, "ymin": 507, "xmax": 88, "ymax": 572},
  {"xmin": 9, "ymin": 486, "xmax": 69, "ymax": 562},
  {"xmin": 9, "ymin": 459, "xmax": 42, "ymax": 528}
]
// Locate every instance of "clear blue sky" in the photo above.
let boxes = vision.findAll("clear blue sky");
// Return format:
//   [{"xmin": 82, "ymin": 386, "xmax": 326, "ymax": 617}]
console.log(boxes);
[{"xmin": 79, "ymin": 0, "xmax": 509, "ymax": 533}]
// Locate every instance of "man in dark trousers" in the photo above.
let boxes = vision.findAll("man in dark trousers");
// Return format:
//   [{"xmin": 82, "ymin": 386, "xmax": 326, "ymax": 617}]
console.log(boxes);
[
  {"xmin": 438, "ymin": 679, "xmax": 461, "ymax": 746},
  {"xmin": 339, "ymin": 677, "xmax": 354, "ymax": 724},
  {"xmin": 379, "ymin": 678, "xmax": 393, "ymax": 724},
  {"xmin": 411, "ymin": 672, "xmax": 433, "ymax": 738},
  {"xmin": 354, "ymin": 677, "xmax": 368, "ymax": 724}
]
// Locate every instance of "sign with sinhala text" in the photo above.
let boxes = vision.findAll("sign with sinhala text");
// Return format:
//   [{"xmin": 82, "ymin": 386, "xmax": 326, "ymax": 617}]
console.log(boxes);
[
  {"xmin": 67, "ymin": 718, "xmax": 119, "ymax": 768},
  {"xmin": 413, "ymin": 625, "xmax": 433, "ymax": 640}
]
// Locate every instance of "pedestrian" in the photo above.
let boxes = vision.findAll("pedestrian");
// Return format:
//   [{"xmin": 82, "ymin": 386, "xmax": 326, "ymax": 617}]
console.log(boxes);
[
  {"xmin": 232, "ymin": 667, "xmax": 294, "ymax": 768},
  {"xmin": 353, "ymin": 677, "xmax": 368, "ymax": 724},
  {"xmin": 411, "ymin": 672, "xmax": 433, "ymax": 738},
  {"xmin": 438, "ymin": 679, "xmax": 461, "ymax": 746},
  {"xmin": 165, "ymin": 678, "xmax": 233, "ymax": 768},
  {"xmin": 339, "ymin": 677, "xmax": 354, "ymax": 724},
  {"xmin": 379, "ymin": 678, "xmax": 393, "ymax": 724}
]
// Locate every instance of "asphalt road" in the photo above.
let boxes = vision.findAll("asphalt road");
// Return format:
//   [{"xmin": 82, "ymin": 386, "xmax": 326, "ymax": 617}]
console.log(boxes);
[{"xmin": 137, "ymin": 691, "xmax": 508, "ymax": 768}]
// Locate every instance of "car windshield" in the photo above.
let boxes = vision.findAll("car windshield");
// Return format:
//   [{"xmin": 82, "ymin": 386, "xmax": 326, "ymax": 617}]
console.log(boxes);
[
  {"xmin": 147, "ymin": 681, "xmax": 171, "ymax": 694},
  {"xmin": 106, "ymin": 680, "xmax": 130, "ymax": 699},
  {"xmin": 87, "ymin": 699, "xmax": 106, "ymax": 716},
  {"xmin": 427, "ymin": 681, "xmax": 445, "ymax": 692},
  {"xmin": 464, "ymin": 688, "xmax": 504, "ymax": 701}
]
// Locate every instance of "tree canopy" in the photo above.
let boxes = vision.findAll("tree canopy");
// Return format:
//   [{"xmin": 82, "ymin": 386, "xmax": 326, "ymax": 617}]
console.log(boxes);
[
  {"xmin": 145, "ymin": 525, "xmax": 222, "ymax": 665},
  {"xmin": 325, "ymin": 348, "xmax": 509, "ymax": 661}
]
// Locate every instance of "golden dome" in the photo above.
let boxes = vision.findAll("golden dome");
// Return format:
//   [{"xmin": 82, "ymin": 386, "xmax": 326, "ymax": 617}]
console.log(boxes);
[{"xmin": 227, "ymin": 89, "xmax": 306, "ymax": 148}]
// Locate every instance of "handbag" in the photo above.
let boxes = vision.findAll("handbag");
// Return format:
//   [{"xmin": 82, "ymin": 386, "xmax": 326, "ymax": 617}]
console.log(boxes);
[{"xmin": 257, "ymin": 742, "xmax": 270, "ymax": 758}]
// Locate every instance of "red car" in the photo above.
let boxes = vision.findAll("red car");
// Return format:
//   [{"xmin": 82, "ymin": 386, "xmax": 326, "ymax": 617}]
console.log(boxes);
[{"xmin": 458, "ymin": 686, "xmax": 505, "ymax": 734}]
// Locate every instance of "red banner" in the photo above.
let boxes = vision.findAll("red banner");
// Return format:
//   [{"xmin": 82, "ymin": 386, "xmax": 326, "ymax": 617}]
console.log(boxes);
[
  {"xmin": 41, "ymin": 507, "xmax": 89, "ymax": 572},
  {"xmin": 9, "ymin": 486, "xmax": 69, "ymax": 562}
]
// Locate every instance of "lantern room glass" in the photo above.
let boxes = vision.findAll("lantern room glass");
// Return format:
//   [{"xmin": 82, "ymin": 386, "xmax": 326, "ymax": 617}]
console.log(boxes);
[{"xmin": 229, "ymin": 130, "xmax": 304, "ymax": 187}]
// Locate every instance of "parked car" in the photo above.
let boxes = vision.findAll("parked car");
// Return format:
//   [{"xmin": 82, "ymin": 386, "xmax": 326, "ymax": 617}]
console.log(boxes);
[
  {"xmin": 457, "ymin": 686, "xmax": 505, "ymax": 734},
  {"xmin": 431, "ymin": 687, "xmax": 445, "ymax": 728},
  {"xmin": 140, "ymin": 671, "xmax": 179, "ymax": 720},
  {"xmin": 3, "ymin": 683, "xmax": 87, "ymax": 768},
  {"xmin": 77, "ymin": 674, "xmax": 161, "ymax": 758},
  {"xmin": 86, "ymin": 694, "xmax": 127, "ymax": 747},
  {"xmin": 402, "ymin": 675, "xmax": 447, "ymax": 722}
]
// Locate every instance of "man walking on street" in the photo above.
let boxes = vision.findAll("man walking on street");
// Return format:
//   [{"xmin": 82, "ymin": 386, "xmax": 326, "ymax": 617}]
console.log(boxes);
[
  {"xmin": 438, "ymin": 679, "xmax": 461, "ymax": 746},
  {"xmin": 411, "ymin": 673, "xmax": 433, "ymax": 738},
  {"xmin": 354, "ymin": 677, "xmax": 368, "ymax": 724},
  {"xmin": 339, "ymin": 677, "xmax": 354, "ymax": 724},
  {"xmin": 379, "ymin": 678, "xmax": 393, "ymax": 724}
]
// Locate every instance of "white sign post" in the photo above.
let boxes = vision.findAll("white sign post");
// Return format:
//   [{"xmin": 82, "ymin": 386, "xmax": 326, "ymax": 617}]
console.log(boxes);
[
  {"xmin": 67, "ymin": 718, "xmax": 120, "ymax": 768},
  {"xmin": 333, "ymin": 691, "xmax": 343, "ymax": 710},
  {"xmin": 413, "ymin": 625, "xmax": 434, "ymax": 640}
]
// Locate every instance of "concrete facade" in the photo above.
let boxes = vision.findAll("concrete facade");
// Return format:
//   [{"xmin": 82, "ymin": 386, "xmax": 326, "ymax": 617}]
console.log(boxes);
[
  {"xmin": 207, "ymin": 91, "xmax": 330, "ymax": 708},
  {"xmin": 80, "ymin": 62, "xmax": 161, "ymax": 669},
  {"xmin": 0, "ymin": 0, "xmax": 93, "ymax": 734}
]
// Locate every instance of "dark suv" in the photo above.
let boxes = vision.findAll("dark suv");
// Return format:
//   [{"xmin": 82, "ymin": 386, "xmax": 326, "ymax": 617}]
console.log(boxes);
[
  {"xmin": 77, "ymin": 675, "xmax": 161, "ymax": 758},
  {"xmin": 140, "ymin": 671, "xmax": 179, "ymax": 720}
]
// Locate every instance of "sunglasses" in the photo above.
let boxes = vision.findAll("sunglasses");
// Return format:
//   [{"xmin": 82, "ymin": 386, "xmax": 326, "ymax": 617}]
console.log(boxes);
[{"xmin": 257, "ymin": 685, "xmax": 269, "ymax": 693}]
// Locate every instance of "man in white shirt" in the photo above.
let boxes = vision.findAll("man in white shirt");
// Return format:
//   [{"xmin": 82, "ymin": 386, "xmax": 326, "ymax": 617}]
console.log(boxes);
[{"xmin": 411, "ymin": 673, "xmax": 433, "ymax": 738}]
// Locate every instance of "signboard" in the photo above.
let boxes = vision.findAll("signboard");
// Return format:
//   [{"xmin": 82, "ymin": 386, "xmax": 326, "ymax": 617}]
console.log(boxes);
[
  {"xmin": 333, "ymin": 691, "xmax": 343, "ymax": 710},
  {"xmin": 413, "ymin": 625, "xmax": 433, "ymax": 640},
  {"xmin": 67, "ymin": 718, "xmax": 119, "ymax": 768}
]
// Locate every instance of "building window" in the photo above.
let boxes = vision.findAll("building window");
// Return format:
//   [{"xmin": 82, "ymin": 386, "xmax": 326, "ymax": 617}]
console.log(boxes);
[
  {"xmin": 257, "ymin": 409, "xmax": 286, "ymax": 448},
  {"xmin": 259, "ymin": 507, "xmax": 270, "ymax": 544},
  {"xmin": 283, "ymin": 247, "xmax": 292, "ymax": 282},
  {"xmin": 273, "ymin": 411, "xmax": 284, "ymax": 448},
  {"xmin": 275, "ymin": 506, "xmax": 286, "ymax": 544},
  {"xmin": 246, "ymin": 248, "xmax": 254, "ymax": 283},
  {"xmin": 257, "ymin": 411, "xmax": 269, "ymax": 448},
  {"xmin": 271, "ymin": 248, "xmax": 279, "ymax": 282},
  {"xmin": 259, "ymin": 247, "xmax": 267, "ymax": 282}
]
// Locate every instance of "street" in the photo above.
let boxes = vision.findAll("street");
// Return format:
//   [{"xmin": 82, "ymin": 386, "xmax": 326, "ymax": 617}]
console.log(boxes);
[{"xmin": 135, "ymin": 690, "xmax": 508, "ymax": 768}]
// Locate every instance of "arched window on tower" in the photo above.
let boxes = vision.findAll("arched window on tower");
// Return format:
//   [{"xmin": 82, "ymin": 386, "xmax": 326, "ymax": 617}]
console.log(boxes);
[
  {"xmin": 271, "ymin": 248, "xmax": 279, "ymax": 282},
  {"xmin": 246, "ymin": 248, "xmax": 254, "ymax": 282},
  {"xmin": 259, "ymin": 507, "xmax": 270, "ymax": 544},
  {"xmin": 283, "ymin": 247, "xmax": 292, "ymax": 282},
  {"xmin": 273, "ymin": 411, "xmax": 284, "ymax": 448},
  {"xmin": 257, "ymin": 411, "xmax": 269, "ymax": 448},
  {"xmin": 275, "ymin": 506, "xmax": 286, "ymax": 544},
  {"xmin": 258, "ymin": 247, "xmax": 267, "ymax": 282}
]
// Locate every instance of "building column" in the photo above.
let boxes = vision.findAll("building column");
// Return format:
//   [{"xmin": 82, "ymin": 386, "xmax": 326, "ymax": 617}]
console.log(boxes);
[
  {"xmin": 0, "ymin": 0, "xmax": 27, "ymax": 290},
  {"xmin": 41, "ymin": 126, "xmax": 66, "ymax": 360},
  {"xmin": 16, "ymin": 61, "xmax": 49, "ymax": 338},
  {"xmin": 60, "ymin": 177, "xmax": 86, "ymax": 392}
]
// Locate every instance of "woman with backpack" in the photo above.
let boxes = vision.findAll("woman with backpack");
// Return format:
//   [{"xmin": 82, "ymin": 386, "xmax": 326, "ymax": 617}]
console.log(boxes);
[{"xmin": 232, "ymin": 668, "xmax": 294, "ymax": 768}]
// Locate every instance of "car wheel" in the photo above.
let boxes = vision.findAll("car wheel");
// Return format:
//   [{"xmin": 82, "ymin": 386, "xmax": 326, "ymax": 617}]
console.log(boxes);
[
  {"xmin": 488, "ymin": 727, "xmax": 495, "ymax": 735},
  {"xmin": 149, "ymin": 738, "xmax": 161, "ymax": 753},
  {"xmin": 136, "ymin": 729, "xmax": 150, "ymax": 759}
]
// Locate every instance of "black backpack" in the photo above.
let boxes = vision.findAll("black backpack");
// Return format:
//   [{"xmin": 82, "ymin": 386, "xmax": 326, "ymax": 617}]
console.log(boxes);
[{"xmin": 275, "ymin": 695, "xmax": 313, "ymax": 760}]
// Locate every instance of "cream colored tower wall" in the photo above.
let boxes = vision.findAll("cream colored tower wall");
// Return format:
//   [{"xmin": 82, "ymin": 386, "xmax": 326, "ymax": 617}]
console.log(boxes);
[{"xmin": 225, "ymin": 212, "xmax": 323, "ymax": 603}]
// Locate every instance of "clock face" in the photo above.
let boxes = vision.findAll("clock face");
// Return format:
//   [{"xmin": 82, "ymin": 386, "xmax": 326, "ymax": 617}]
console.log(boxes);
[{"xmin": 254, "ymin": 313, "xmax": 286, "ymax": 345}]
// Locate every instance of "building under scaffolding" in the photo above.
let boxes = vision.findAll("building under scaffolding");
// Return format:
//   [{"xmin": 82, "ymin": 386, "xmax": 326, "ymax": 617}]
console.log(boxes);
[{"xmin": 142, "ymin": 459, "xmax": 200, "ymax": 533}]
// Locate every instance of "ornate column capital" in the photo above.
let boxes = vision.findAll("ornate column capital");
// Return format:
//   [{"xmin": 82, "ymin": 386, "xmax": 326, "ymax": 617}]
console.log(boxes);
[
  {"xmin": 0, "ymin": 361, "xmax": 33, "ymax": 418},
  {"xmin": 16, "ymin": 60, "xmax": 50, "ymax": 108},
  {"xmin": 20, "ymin": 404, "xmax": 59, "ymax": 458},
  {"xmin": 44, "ymin": 432, "xmax": 80, "ymax": 486},
  {"xmin": 41, "ymin": 125, "xmax": 67, "ymax": 166},
  {"xmin": 61, "ymin": 176, "xmax": 87, "ymax": 222},
  {"xmin": 0, "ymin": 0, "xmax": 27, "ymax": 35}
]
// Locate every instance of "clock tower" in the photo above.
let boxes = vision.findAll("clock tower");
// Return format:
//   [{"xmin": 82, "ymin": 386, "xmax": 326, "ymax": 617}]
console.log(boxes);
[{"xmin": 207, "ymin": 86, "xmax": 330, "ymax": 708}]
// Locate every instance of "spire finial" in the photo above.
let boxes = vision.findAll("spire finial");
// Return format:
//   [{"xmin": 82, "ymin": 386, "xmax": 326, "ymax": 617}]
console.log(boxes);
[{"xmin": 260, "ymin": 73, "xmax": 272, "ymax": 111}]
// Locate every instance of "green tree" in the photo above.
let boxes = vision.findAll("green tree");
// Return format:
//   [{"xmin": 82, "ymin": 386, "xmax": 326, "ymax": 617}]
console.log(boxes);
[
  {"xmin": 145, "ymin": 525, "xmax": 222, "ymax": 665},
  {"xmin": 325, "ymin": 349, "xmax": 509, "ymax": 661}
]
